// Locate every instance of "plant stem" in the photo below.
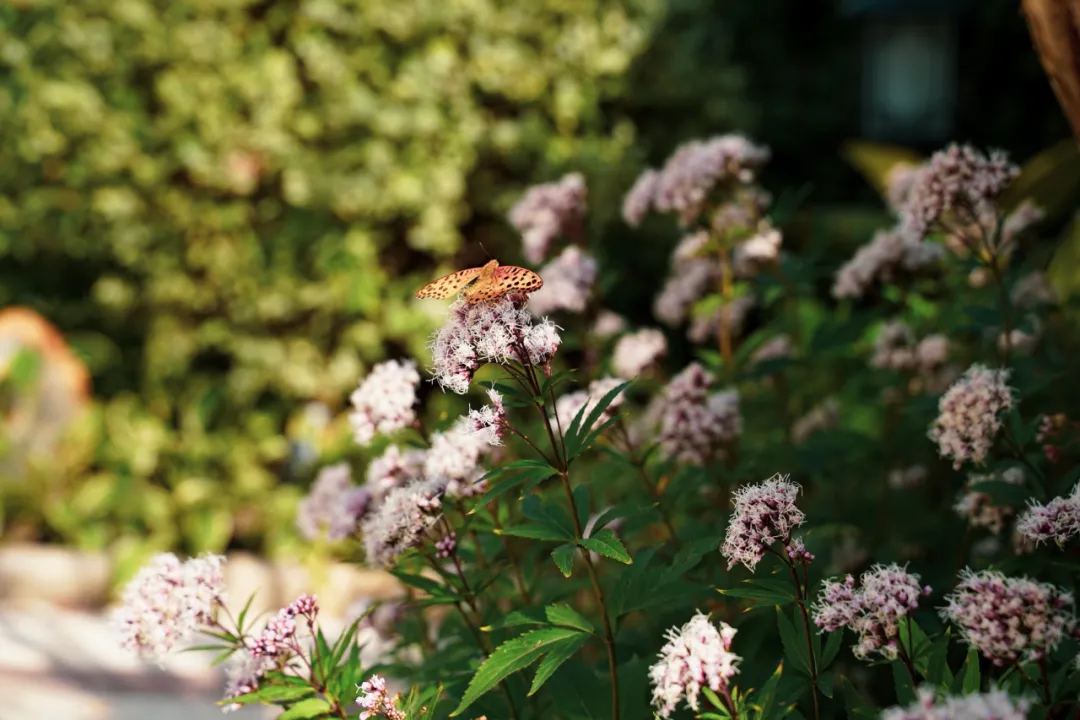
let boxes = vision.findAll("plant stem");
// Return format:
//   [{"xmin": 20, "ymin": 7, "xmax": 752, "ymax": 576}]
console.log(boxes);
[
  {"xmin": 1037, "ymin": 658, "xmax": 1053, "ymax": 705},
  {"xmin": 491, "ymin": 503, "xmax": 532, "ymax": 604},
  {"xmin": 718, "ymin": 250, "xmax": 734, "ymax": 372},
  {"xmin": 559, "ymin": 471, "xmax": 621, "ymax": 720},
  {"xmin": 785, "ymin": 557, "xmax": 821, "ymax": 720}
]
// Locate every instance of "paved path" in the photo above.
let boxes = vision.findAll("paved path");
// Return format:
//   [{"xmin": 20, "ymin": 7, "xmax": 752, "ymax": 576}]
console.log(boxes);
[{"xmin": 0, "ymin": 602, "xmax": 267, "ymax": 720}]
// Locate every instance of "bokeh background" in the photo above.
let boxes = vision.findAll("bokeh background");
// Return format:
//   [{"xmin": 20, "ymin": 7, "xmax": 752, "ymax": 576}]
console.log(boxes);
[{"xmin": 0, "ymin": 0, "xmax": 1076, "ymax": 715}]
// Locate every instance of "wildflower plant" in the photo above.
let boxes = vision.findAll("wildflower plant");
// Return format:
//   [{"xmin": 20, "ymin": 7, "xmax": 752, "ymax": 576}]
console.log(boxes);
[{"xmin": 112, "ymin": 135, "xmax": 1080, "ymax": 720}]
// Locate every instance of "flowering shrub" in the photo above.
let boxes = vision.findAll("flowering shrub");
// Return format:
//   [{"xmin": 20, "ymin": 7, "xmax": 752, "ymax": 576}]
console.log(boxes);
[{"xmin": 113, "ymin": 137, "xmax": 1080, "ymax": 719}]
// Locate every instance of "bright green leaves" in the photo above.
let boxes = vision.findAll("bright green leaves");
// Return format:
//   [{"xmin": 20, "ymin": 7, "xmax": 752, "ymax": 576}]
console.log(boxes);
[
  {"xmin": 552, "ymin": 543, "xmax": 576, "ymax": 576},
  {"xmin": 719, "ymin": 577, "xmax": 796, "ymax": 608},
  {"xmin": 473, "ymin": 459, "xmax": 558, "ymax": 509},
  {"xmin": 498, "ymin": 494, "xmax": 576, "ymax": 543},
  {"xmin": 450, "ymin": 626, "xmax": 591, "ymax": 716},
  {"xmin": 579, "ymin": 528, "xmax": 631, "ymax": 564}
]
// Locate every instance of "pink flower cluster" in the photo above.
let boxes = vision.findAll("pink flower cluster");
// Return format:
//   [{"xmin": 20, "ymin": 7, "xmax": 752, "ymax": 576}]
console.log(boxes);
[
  {"xmin": 612, "ymin": 328, "xmax": 667, "ymax": 379},
  {"xmin": 901, "ymin": 144, "xmax": 1018, "ymax": 236},
  {"xmin": 940, "ymin": 569, "xmax": 1076, "ymax": 665},
  {"xmin": 527, "ymin": 246, "xmax": 598, "ymax": 315},
  {"xmin": 430, "ymin": 297, "xmax": 561, "ymax": 394},
  {"xmin": 250, "ymin": 594, "xmax": 318, "ymax": 660},
  {"xmin": 349, "ymin": 359, "xmax": 420, "ymax": 446},
  {"xmin": 928, "ymin": 364, "xmax": 1014, "ymax": 469},
  {"xmin": 629, "ymin": 135, "xmax": 770, "ymax": 226},
  {"xmin": 112, "ymin": 552, "xmax": 225, "ymax": 663},
  {"xmin": 870, "ymin": 322, "xmax": 949, "ymax": 374},
  {"xmin": 812, "ymin": 564, "xmax": 931, "ymax": 661},
  {"xmin": 1015, "ymin": 481, "xmax": 1080, "ymax": 547},
  {"xmin": 357, "ymin": 674, "xmax": 406, "ymax": 720},
  {"xmin": 295, "ymin": 462, "xmax": 372, "ymax": 542},
  {"xmin": 882, "ymin": 686, "xmax": 1030, "ymax": 720},
  {"xmin": 464, "ymin": 388, "xmax": 507, "ymax": 447},
  {"xmin": 508, "ymin": 172, "xmax": 587, "ymax": 264},
  {"xmin": 655, "ymin": 363, "xmax": 741, "ymax": 465},
  {"xmin": 221, "ymin": 650, "xmax": 272, "ymax": 713},
  {"xmin": 832, "ymin": 226, "xmax": 943, "ymax": 299},
  {"xmin": 649, "ymin": 611, "xmax": 741, "ymax": 719},
  {"xmin": 360, "ymin": 475, "xmax": 448, "ymax": 567},
  {"xmin": 721, "ymin": 474, "xmax": 805, "ymax": 571},
  {"xmin": 365, "ymin": 444, "xmax": 426, "ymax": 499}
]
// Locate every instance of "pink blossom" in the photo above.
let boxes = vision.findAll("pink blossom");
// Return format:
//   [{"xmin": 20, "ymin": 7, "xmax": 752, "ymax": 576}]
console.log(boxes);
[
  {"xmin": 649, "ymin": 611, "xmax": 741, "ymax": 719},
  {"xmin": 1015, "ymin": 481, "xmax": 1080, "ymax": 547},
  {"xmin": 250, "ymin": 594, "xmax": 318, "ymax": 660},
  {"xmin": 356, "ymin": 674, "xmax": 406, "ymax": 720},
  {"xmin": 940, "ymin": 569, "xmax": 1076, "ymax": 665},
  {"xmin": 553, "ymin": 377, "xmax": 627, "ymax": 433},
  {"xmin": 349, "ymin": 360, "xmax": 420, "ymax": 446},
  {"xmin": 464, "ymin": 388, "xmax": 507, "ymax": 447},
  {"xmin": 653, "ymin": 135, "xmax": 770, "ymax": 225},
  {"xmin": 954, "ymin": 468, "xmax": 1025, "ymax": 535},
  {"xmin": 296, "ymin": 462, "xmax": 371, "ymax": 542},
  {"xmin": 112, "ymin": 553, "xmax": 225, "ymax": 664},
  {"xmin": 508, "ymin": 173, "xmax": 587, "ymax": 264},
  {"xmin": 622, "ymin": 169, "xmax": 659, "ymax": 227},
  {"xmin": 592, "ymin": 310, "xmax": 627, "ymax": 338},
  {"xmin": 656, "ymin": 363, "xmax": 741, "ymax": 465},
  {"xmin": 527, "ymin": 246, "xmax": 598, "ymax": 315},
  {"xmin": 832, "ymin": 226, "xmax": 943, "ymax": 299},
  {"xmin": 731, "ymin": 224, "xmax": 782, "ymax": 277},
  {"xmin": 613, "ymin": 328, "xmax": 667, "ymax": 379},
  {"xmin": 928, "ymin": 364, "xmax": 1014, "ymax": 469},
  {"xmin": 360, "ymin": 476, "xmax": 448, "ymax": 567},
  {"xmin": 365, "ymin": 445, "xmax": 426, "ymax": 500},
  {"xmin": 882, "ymin": 686, "xmax": 1030, "ymax": 720},
  {"xmin": 721, "ymin": 474, "xmax": 805, "ymax": 571}
]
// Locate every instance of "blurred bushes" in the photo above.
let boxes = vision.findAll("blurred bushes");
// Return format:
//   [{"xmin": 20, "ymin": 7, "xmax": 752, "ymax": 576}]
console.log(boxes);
[{"xmin": 0, "ymin": 0, "xmax": 718, "ymax": 559}]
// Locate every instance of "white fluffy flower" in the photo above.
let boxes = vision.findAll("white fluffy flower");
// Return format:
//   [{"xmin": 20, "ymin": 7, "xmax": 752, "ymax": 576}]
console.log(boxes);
[
  {"xmin": 349, "ymin": 360, "xmax": 420, "ymax": 446},
  {"xmin": 528, "ymin": 246, "xmax": 598, "ymax": 315},
  {"xmin": 360, "ymin": 476, "xmax": 448, "ymax": 567},
  {"xmin": 649, "ymin": 611, "xmax": 741, "ymax": 719},
  {"xmin": 613, "ymin": 328, "xmax": 667, "ymax": 378},
  {"xmin": 928, "ymin": 364, "xmax": 1013, "ymax": 469},
  {"xmin": 882, "ymin": 686, "xmax": 1030, "ymax": 720}
]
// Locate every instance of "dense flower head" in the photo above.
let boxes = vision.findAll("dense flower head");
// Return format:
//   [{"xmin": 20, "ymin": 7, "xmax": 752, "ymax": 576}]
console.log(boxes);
[
  {"xmin": 527, "ymin": 246, "xmax": 598, "ymax": 315},
  {"xmin": 649, "ymin": 611, "xmax": 741, "ymax": 719},
  {"xmin": 592, "ymin": 310, "xmax": 627, "ymax": 338},
  {"xmin": 361, "ymin": 476, "xmax": 448, "ymax": 567},
  {"xmin": 954, "ymin": 467, "xmax": 1025, "ymax": 534},
  {"xmin": 365, "ymin": 444, "xmax": 426, "ymax": 500},
  {"xmin": 882, "ymin": 686, "xmax": 1031, "ymax": 720},
  {"xmin": 1015, "ymin": 481, "xmax": 1080, "ymax": 547},
  {"xmin": 871, "ymin": 320, "xmax": 918, "ymax": 371},
  {"xmin": 731, "ymin": 223, "xmax": 783, "ymax": 277},
  {"xmin": 901, "ymin": 144, "xmax": 1019, "ymax": 236},
  {"xmin": 553, "ymin": 377, "xmax": 627, "ymax": 433},
  {"xmin": 656, "ymin": 363, "xmax": 741, "ymax": 465},
  {"xmin": 349, "ymin": 360, "xmax": 420, "ymax": 446},
  {"xmin": 885, "ymin": 163, "xmax": 922, "ymax": 213},
  {"xmin": 622, "ymin": 168, "xmax": 660, "ymax": 227},
  {"xmin": 832, "ymin": 226, "xmax": 943, "ymax": 299},
  {"xmin": 250, "ymin": 594, "xmax": 318, "ymax": 660},
  {"xmin": 721, "ymin": 474, "xmax": 805, "ymax": 571},
  {"xmin": 464, "ymin": 388, "xmax": 506, "ymax": 447},
  {"xmin": 113, "ymin": 552, "xmax": 225, "ymax": 663},
  {"xmin": 296, "ymin": 462, "xmax": 371, "ymax": 542},
  {"xmin": 928, "ymin": 364, "xmax": 1014, "ymax": 469},
  {"xmin": 652, "ymin": 134, "xmax": 770, "ymax": 225},
  {"xmin": 221, "ymin": 649, "xmax": 274, "ymax": 713},
  {"xmin": 940, "ymin": 569, "xmax": 1076, "ymax": 665},
  {"xmin": 435, "ymin": 532, "xmax": 457, "ymax": 559},
  {"xmin": 430, "ymin": 297, "xmax": 561, "ymax": 394},
  {"xmin": 813, "ymin": 564, "xmax": 931, "ymax": 660},
  {"xmin": 425, "ymin": 414, "xmax": 491, "ymax": 482},
  {"xmin": 613, "ymin": 328, "xmax": 667, "ymax": 378},
  {"xmin": 357, "ymin": 674, "xmax": 406, "ymax": 720},
  {"xmin": 508, "ymin": 172, "xmax": 587, "ymax": 264}
]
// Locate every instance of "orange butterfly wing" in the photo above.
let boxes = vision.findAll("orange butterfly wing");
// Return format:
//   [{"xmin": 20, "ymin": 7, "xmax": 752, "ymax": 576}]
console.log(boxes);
[
  {"xmin": 416, "ymin": 266, "xmax": 484, "ymax": 299},
  {"xmin": 464, "ymin": 265, "xmax": 544, "ymax": 304}
]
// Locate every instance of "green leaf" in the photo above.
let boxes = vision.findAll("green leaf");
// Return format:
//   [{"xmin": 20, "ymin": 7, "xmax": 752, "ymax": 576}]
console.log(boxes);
[
  {"xmin": 552, "ymin": 543, "xmax": 575, "ymax": 577},
  {"xmin": 817, "ymin": 672, "xmax": 835, "ymax": 699},
  {"xmin": 564, "ymin": 381, "xmax": 630, "ymax": 459},
  {"xmin": 278, "ymin": 698, "xmax": 332, "ymax": 719},
  {"xmin": 473, "ymin": 461, "xmax": 558, "ymax": 510},
  {"xmin": 777, "ymin": 607, "xmax": 811, "ymax": 677},
  {"xmin": 450, "ymin": 627, "xmax": 583, "ymax": 716},
  {"xmin": 820, "ymin": 630, "xmax": 844, "ymax": 671},
  {"xmin": 749, "ymin": 662, "xmax": 785, "ymax": 720},
  {"xmin": 545, "ymin": 603, "xmax": 595, "ymax": 633},
  {"xmin": 499, "ymin": 523, "xmax": 574, "ymax": 541},
  {"xmin": 521, "ymin": 495, "xmax": 577, "ymax": 539},
  {"xmin": 840, "ymin": 675, "xmax": 879, "ymax": 719},
  {"xmin": 925, "ymin": 632, "xmax": 954, "ymax": 689},
  {"xmin": 579, "ymin": 528, "xmax": 631, "ymax": 564},
  {"xmin": 236, "ymin": 592, "xmax": 259, "ymax": 635},
  {"xmin": 892, "ymin": 660, "xmax": 917, "ymax": 705},
  {"xmin": 573, "ymin": 484, "xmax": 590, "ymax": 534},
  {"xmin": 959, "ymin": 646, "xmax": 981, "ymax": 695},
  {"xmin": 529, "ymin": 633, "xmax": 589, "ymax": 696},
  {"xmin": 719, "ymin": 578, "xmax": 796, "ymax": 606}
]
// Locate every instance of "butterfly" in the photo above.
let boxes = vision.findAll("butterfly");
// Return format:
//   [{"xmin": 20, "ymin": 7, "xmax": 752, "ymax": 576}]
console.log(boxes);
[{"xmin": 415, "ymin": 259, "xmax": 544, "ymax": 304}]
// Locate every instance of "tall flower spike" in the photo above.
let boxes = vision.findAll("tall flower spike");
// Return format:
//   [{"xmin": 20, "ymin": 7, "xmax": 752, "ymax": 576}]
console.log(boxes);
[
  {"xmin": 112, "ymin": 553, "xmax": 226, "ymax": 664},
  {"xmin": 928, "ymin": 364, "xmax": 1013, "ymax": 469},
  {"xmin": 721, "ymin": 474, "xmax": 805, "ymax": 571},
  {"xmin": 349, "ymin": 359, "xmax": 421, "ymax": 446},
  {"xmin": 429, "ymin": 297, "xmax": 561, "ymax": 395},
  {"xmin": 649, "ymin": 611, "xmax": 741, "ymax": 719},
  {"xmin": 940, "ymin": 569, "xmax": 1076, "ymax": 665}
]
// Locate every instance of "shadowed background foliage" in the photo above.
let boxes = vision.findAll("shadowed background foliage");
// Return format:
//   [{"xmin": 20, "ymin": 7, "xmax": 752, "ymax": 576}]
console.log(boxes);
[{"xmin": 0, "ymin": 0, "xmax": 1070, "ymax": 570}]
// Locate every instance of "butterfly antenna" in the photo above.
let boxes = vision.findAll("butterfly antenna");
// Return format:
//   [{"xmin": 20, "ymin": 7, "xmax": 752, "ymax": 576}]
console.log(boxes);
[{"xmin": 478, "ymin": 241, "xmax": 492, "ymax": 260}]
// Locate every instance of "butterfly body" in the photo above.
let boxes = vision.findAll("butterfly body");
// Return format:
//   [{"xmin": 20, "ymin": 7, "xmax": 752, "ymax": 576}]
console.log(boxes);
[{"xmin": 416, "ymin": 259, "xmax": 543, "ymax": 304}]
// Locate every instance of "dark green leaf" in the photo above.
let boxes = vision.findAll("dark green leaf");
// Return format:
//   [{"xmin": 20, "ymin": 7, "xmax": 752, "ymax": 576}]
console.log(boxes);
[
  {"xmin": 499, "ymin": 523, "xmax": 574, "ymax": 542},
  {"xmin": 278, "ymin": 698, "xmax": 332, "ymax": 719},
  {"xmin": 959, "ymin": 646, "xmax": 981, "ymax": 694},
  {"xmin": 552, "ymin": 543, "xmax": 576, "ymax": 577},
  {"xmin": 820, "ymin": 630, "xmax": 844, "ymax": 671},
  {"xmin": 892, "ymin": 661, "xmax": 917, "ymax": 705},
  {"xmin": 529, "ymin": 633, "xmax": 589, "ymax": 696},
  {"xmin": 580, "ymin": 528, "xmax": 631, "ymax": 564},
  {"xmin": 777, "ymin": 607, "xmax": 811, "ymax": 677},
  {"xmin": 545, "ymin": 603, "xmax": 595, "ymax": 633},
  {"xmin": 449, "ymin": 627, "xmax": 582, "ymax": 716}
]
